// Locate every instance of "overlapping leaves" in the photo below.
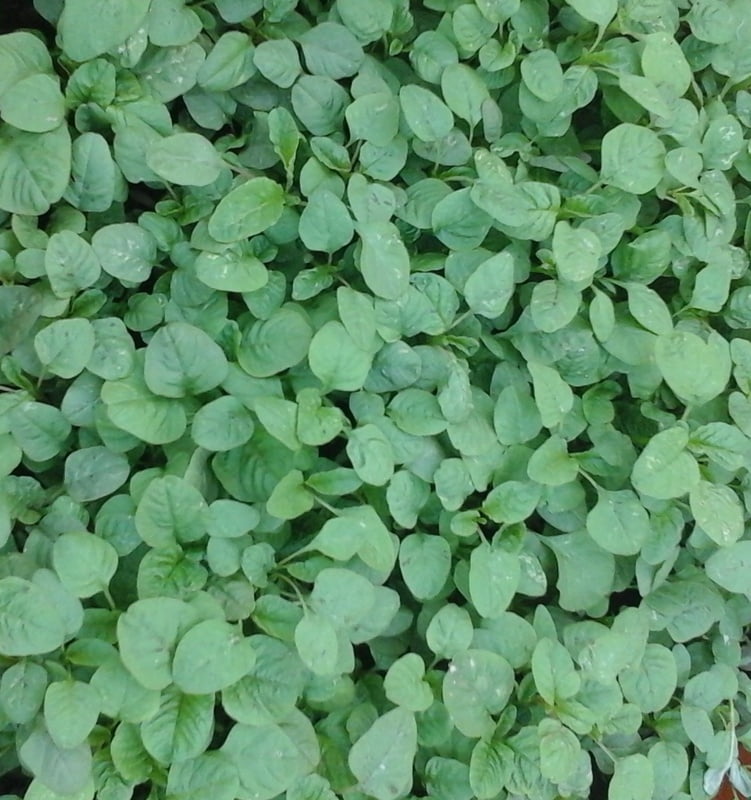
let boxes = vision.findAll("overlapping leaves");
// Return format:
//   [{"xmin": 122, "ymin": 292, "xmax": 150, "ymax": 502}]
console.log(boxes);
[{"xmin": 2, "ymin": 2, "xmax": 751, "ymax": 800}]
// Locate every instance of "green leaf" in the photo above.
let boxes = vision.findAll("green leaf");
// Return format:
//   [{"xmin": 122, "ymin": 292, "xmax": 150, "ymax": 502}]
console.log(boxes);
[
  {"xmin": 141, "ymin": 686, "xmax": 214, "ymax": 764},
  {"xmin": 0, "ymin": 124, "xmax": 71, "ymax": 215},
  {"xmin": 443, "ymin": 649, "xmax": 515, "ymax": 738},
  {"xmin": 337, "ymin": 0, "xmax": 394, "ymax": 43},
  {"xmin": 689, "ymin": 480, "xmax": 744, "ymax": 546},
  {"xmin": 586, "ymin": 489, "xmax": 649, "ymax": 556},
  {"xmin": 117, "ymin": 597, "xmax": 197, "ymax": 690},
  {"xmin": 608, "ymin": 754, "xmax": 653, "ymax": 800},
  {"xmin": 600, "ymin": 124, "xmax": 666, "ymax": 195},
  {"xmin": 195, "ymin": 247, "xmax": 269, "ymax": 293},
  {"xmin": 469, "ymin": 543, "xmax": 520, "ymax": 618},
  {"xmin": 358, "ymin": 221, "xmax": 410, "ymax": 300},
  {"xmin": 706, "ymin": 540, "xmax": 751, "ymax": 594},
  {"xmin": 266, "ymin": 469, "xmax": 314, "ymax": 520},
  {"xmin": 166, "ymin": 752, "xmax": 240, "ymax": 800},
  {"xmin": 348, "ymin": 708, "xmax": 417, "ymax": 800},
  {"xmin": 565, "ymin": 0, "xmax": 617, "ymax": 27},
  {"xmin": 198, "ymin": 32, "xmax": 256, "ymax": 91},
  {"xmin": 482, "ymin": 481, "xmax": 541, "ymax": 524},
  {"xmin": 299, "ymin": 22, "xmax": 364, "ymax": 79},
  {"xmin": 398, "ymin": 533, "xmax": 452, "ymax": 600},
  {"xmin": 531, "ymin": 638, "xmax": 581, "ymax": 706},
  {"xmin": 441, "ymin": 63, "xmax": 489, "ymax": 126},
  {"xmin": 10, "ymin": 400, "xmax": 71, "ymax": 461},
  {"xmin": 34, "ymin": 319, "xmax": 95, "ymax": 379},
  {"xmin": 399, "ymin": 85, "xmax": 454, "ymax": 142},
  {"xmin": 45, "ymin": 231, "xmax": 101, "ymax": 299},
  {"xmin": 463, "ymin": 252, "xmax": 515, "ymax": 318},
  {"xmin": 52, "ymin": 531, "xmax": 118, "ymax": 598},
  {"xmin": 135, "ymin": 475, "xmax": 207, "ymax": 547},
  {"xmin": 631, "ymin": 426, "xmax": 700, "ymax": 500},
  {"xmin": 0, "ymin": 73, "xmax": 65, "ymax": 133},
  {"xmin": 192, "ymin": 395, "xmax": 255, "ymax": 451},
  {"xmin": 655, "ymin": 329, "xmax": 731, "ymax": 407},
  {"xmin": 521, "ymin": 49, "xmax": 564, "ymax": 103},
  {"xmin": 64, "ymin": 131, "xmax": 117, "ymax": 212},
  {"xmin": 221, "ymin": 711, "xmax": 320, "ymax": 800},
  {"xmin": 426, "ymin": 604, "xmax": 473, "ymax": 659},
  {"xmin": 384, "ymin": 654, "xmax": 433, "ymax": 712},
  {"xmin": 144, "ymin": 322, "xmax": 228, "ymax": 398},
  {"xmin": 146, "ymin": 133, "xmax": 223, "ymax": 186},
  {"xmin": 0, "ymin": 577, "xmax": 67, "ymax": 656},
  {"xmin": 172, "ymin": 620, "xmax": 255, "ymax": 694},
  {"xmin": 238, "ymin": 306, "xmax": 313, "ymax": 377},
  {"xmin": 209, "ymin": 177, "xmax": 285, "ymax": 242},
  {"xmin": 552, "ymin": 221, "xmax": 602, "ymax": 285},
  {"xmin": 299, "ymin": 189, "xmax": 354, "ymax": 253},
  {"xmin": 253, "ymin": 39, "xmax": 301, "ymax": 88},
  {"xmin": 59, "ymin": 0, "xmax": 151, "ymax": 61},
  {"xmin": 43, "ymin": 681, "xmax": 100, "ymax": 749},
  {"xmin": 294, "ymin": 612, "xmax": 339, "ymax": 676},
  {"xmin": 527, "ymin": 435, "xmax": 579, "ymax": 486},
  {"xmin": 346, "ymin": 423, "xmax": 395, "ymax": 487},
  {"xmin": 102, "ymin": 366, "xmax": 187, "ymax": 445},
  {"xmin": 0, "ymin": 661, "xmax": 48, "ymax": 725},
  {"xmin": 308, "ymin": 321, "xmax": 372, "ymax": 391},
  {"xmin": 618, "ymin": 644, "xmax": 676, "ymax": 713},
  {"xmin": 92, "ymin": 223, "xmax": 157, "ymax": 284}
]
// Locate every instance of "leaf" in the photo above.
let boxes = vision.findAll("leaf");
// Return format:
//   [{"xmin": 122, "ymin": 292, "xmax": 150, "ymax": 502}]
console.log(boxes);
[
  {"xmin": 565, "ymin": 0, "xmax": 617, "ymax": 27},
  {"xmin": 0, "ymin": 73, "xmax": 65, "ymax": 133},
  {"xmin": 358, "ymin": 221, "xmax": 410, "ymax": 300},
  {"xmin": 586, "ymin": 489, "xmax": 649, "ymax": 556},
  {"xmin": 221, "ymin": 711, "xmax": 320, "ymax": 800},
  {"xmin": 443, "ymin": 649, "xmax": 515, "ymax": 738},
  {"xmin": 384, "ymin": 654, "xmax": 433, "ymax": 712},
  {"xmin": 600, "ymin": 124, "xmax": 666, "ymax": 195},
  {"xmin": 655, "ymin": 329, "xmax": 731, "ymax": 407},
  {"xmin": 135, "ymin": 475, "xmax": 207, "ymax": 547},
  {"xmin": 144, "ymin": 322, "xmax": 228, "ymax": 398},
  {"xmin": 348, "ymin": 708, "xmax": 417, "ymax": 800},
  {"xmin": 191, "ymin": 395, "xmax": 255, "ymax": 451},
  {"xmin": 521, "ymin": 49, "xmax": 564, "ymax": 103},
  {"xmin": 631, "ymin": 426, "xmax": 700, "ymax": 500},
  {"xmin": 0, "ymin": 577, "xmax": 67, "ymax": 656},
  {"xmin": 45, "ymin": 231, "xmax": 101, "ymax": 298},
  {"xmin": 59, "ymin": 0, "xmax": 151, "ymax": 61},
  {"xmin": 0, "ymin": 124, "xmax": 71, "ymax": 215},
  {"xmin": 208, "ymin": 177, "xmax": 285, "ymax": 242},
  {"xmin": 463, "ymin": 252, "xmax": 515, "ymax": 318},
  {"xmin": 34, "ymin": 319, "xmax": 95, "ymax": 379},
  {"xmin": 146, "ymin": 133, "xmax": 223, "ymax": 186},
  {"xmin": 117, "ymin": 597, "xmax": 197, "ymax": 690},
  {"xmin": 172, "ymin": 620, "xmax": 255, "ymax": 694},
  {"xmin": 294, "ymin": 613, "xmax": 339, "ymax": 676},
  {"xmin": 706, "ymin": 541, "xmax": 751, "ymax": 594},
  {"xmin": 469, "ymin": 543, "xmax": 520, "ymax": 618},
  {"xmin": 308, "ymin": 321, "xmax": 372, "ymax": 391},
  {"xmin": 52, "ymin": 531, "xmax": 118, "ymax": 598},
  {"xmin": 92, "ymin": 223, "xmax": 157, "ymax": 284},
  {"xmin": 166, "ymin": 752, "xmax": 240, "ymax": 800},
  {"xmin": 399, "ymin": 85, "xmax": 454, "ymax": 142},
  {"xmin": 552, "ymin": 221, "xmax": 602, "ymax": 285},
  {"xmin": 43, "ymin": 681, "xmax": 100, "ymax": 749},
  {"xmin": 141, "ymin": 686, "xmax": 214, "ymax": 764},
  {"xmin": 299, "ymin": 189, "xmax": 354, "ymax": 253},
  {"xmin": 689, "ymin": 480, "xmax": 744, "ymax": 546},
  {"xmin": 299, "ymin": 22, "xmax": 364, "ymax": 79},
  {"xmin": 608, "ymin": 754, "xmax": 653, "ymax": 800},
  {"xmin": 398, "ymin": 533, "xmax": 452, "ymax": 600}
]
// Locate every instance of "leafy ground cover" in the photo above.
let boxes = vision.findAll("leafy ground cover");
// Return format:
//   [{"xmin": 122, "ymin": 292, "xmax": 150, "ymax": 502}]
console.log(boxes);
[{"xmin": 2, "ymin": 1, "xmax": 751, "ymax": 799}]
